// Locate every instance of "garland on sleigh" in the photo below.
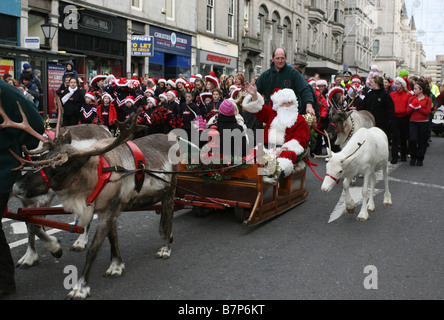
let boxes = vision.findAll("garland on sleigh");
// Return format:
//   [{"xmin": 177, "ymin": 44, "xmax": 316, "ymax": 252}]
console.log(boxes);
[{"xmin": 185, "ymin": 153, "xmax": 254, "ymax": 183}]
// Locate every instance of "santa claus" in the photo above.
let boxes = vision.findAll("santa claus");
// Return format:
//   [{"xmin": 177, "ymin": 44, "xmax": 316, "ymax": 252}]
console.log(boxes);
[{"xmin": 243, "ymin": 82, "xmax": 309, "ymax": 183}]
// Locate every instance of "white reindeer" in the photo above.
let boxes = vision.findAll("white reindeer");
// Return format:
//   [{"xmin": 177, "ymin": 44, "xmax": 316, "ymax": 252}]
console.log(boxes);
[{"xmin": 316, "ymin": 127, "xmax": 392, "ymax": 221}]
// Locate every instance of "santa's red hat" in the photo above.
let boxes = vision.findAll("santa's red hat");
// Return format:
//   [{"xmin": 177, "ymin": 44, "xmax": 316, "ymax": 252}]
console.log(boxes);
[
  {"xmin": 200, "ymin": 92, "xmax": 213, "ymax": 101},
  {"xmin": 307, "ymin": 79, "xmax": 316, "ymax": 86},
  {"xmin": 395, "ymin": 77, "xmax": 411, "ymax": 91},
  {"xmin": 116, "ymin": 78, "xmax": 129, "ymax": 87},
  {"xmin": 409, "ymin": 98, "xmax": 421, "ymax": 110},
  {"xmin": 90, "ymin": 75, "xmax": 107, "ymax": 86},
  {"xmin": 271, "ymin": 88, "xmax": 298, "ymax": 110},
  {"xmin": 176, "ymin": 78, "xmax": 187, "ymax": 86},
  {"xmin": 205, "ymin": 71, "xmax": 220, "ymax": 88},
  {"xmin": 85, "ymin": 92, "xmax": 95, "ymax": 100},
  {"xmin": 148, "ymin": 78, "xmax": 158, "ymax": 86},
  {"xmin": 317, "ymin": 79, "xmax": 328, "ymax": 87},
  {"xmin": 158, "ymin": 78, "xmax": 167, "ymax": 85},
  {"xmin": 102, "ymin": 92, "xmax": 113, "ymax": 101},
  {"xmin": 145, "ymin": 88, "xmax": 155, "ymax": 95},
  {"xmin": 167, "ymin": 90, "xmax": 178, "ymax": 98},
  {"xmin": 147, "ymin": 97, "xmax": 157, "ymax": 106},
  {"xmin": 327, "ymin": 87, "xmax": 344, "ymax": 108},
  {"xmin": 351, "ymin": 76, "xmax": 361, "ymax": 84},
  {"xmin": 125, "ymin": 96, "xmax": 135, "ymax": 104},
  {"xmin": 167, "ymin": 79, "xmax": 176, "ymax": 88},
  {"xmin": 230, "ymin": 87, "xmax": 242, "ymax": 100}
]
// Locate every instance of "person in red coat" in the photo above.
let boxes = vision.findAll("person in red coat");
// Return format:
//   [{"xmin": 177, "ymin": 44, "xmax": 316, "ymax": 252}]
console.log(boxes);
[
  {"xmin": 243, "ymin": 82, "xmax": 309, "ymax": 183},
  {"xmin": 390, "ymin": 77, "xmax": 413, "ymax": 163},
  {"xmin": 407, "ymin": 81, "xmax": 432, "ymax": 166}
]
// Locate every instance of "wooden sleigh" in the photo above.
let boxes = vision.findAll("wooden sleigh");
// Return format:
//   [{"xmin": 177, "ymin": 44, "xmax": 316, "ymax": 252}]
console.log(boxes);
[{"xmin": 173, "ymin": 161, "xmax": 308, "ymax": 227}]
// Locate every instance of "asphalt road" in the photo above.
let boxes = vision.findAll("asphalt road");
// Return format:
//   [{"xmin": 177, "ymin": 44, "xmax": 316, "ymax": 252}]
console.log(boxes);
[{"xmin": 2, "ymin": 136, "xmax": 443, "ymax": 301}]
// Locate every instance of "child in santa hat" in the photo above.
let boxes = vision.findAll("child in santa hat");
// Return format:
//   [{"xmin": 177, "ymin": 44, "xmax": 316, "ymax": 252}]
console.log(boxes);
[
  {"xmin": 79, "ymin": 92, "xmax": 98, "ymax": 124},
  {"xmin": 123, "ymin": 96, "xmax": 138, "ymax": 120},
  {"xmin": 97, "ymin": 93, "xmax": 117, "ymax": 134},
  {"xmin": 243, "ymin": 82, "xmax": 309, "ymax": 183}
]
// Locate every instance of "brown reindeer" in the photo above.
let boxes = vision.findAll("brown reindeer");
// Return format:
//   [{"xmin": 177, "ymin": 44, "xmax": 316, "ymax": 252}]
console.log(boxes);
[
  {"xmin": 13, "ymin": 124, "xmax": 113, "ymax": 268},
  {"xmin": 4, "ymin": 109, "xmax": 179, "ymax": 299}
]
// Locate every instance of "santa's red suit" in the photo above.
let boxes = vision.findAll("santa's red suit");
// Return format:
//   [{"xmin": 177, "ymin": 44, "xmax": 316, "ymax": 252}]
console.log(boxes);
[{"xmin": 243, "ymin": 88, "xmax": 309, "ymax": 179}]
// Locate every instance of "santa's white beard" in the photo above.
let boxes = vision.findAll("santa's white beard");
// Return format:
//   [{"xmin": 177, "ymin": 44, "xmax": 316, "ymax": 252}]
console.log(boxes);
[{"xmin": 275, "ymin": 105, "xmax": 299, "ymax": 128}]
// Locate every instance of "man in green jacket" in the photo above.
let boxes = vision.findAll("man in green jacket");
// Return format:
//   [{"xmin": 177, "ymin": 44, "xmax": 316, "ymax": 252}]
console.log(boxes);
[
  {"xmin": 0, "ymin": 79, "xmax": 45, "ymax": 296},
  {"xmin": 255, "ymin": 48, "xmax": 317, "ymax": 117}
]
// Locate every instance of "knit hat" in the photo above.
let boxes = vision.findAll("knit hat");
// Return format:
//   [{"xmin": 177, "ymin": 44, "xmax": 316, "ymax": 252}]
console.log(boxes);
[
  {"xmin": 23, "ymin": 63, "xmax": 31, "ymax": 70},
  {"xmin": 218, "ymin": 99, "xmax": 236, "ymax": 116}
]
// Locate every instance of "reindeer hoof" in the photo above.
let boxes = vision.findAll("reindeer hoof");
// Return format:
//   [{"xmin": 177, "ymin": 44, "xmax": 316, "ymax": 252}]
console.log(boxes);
[
  {"xmin": 357, "ymin": 216, "xmax": 369, "ymax": 222},
  {"xmin": 346, "ymin": 208, "xmax": 355, "ymax": 214},
  {"xmin": 105, "ymin": 260, "xmax": 125, "ymax": 278},
  {"xmin": 67, "ymin": 283, "xmax": 91, "ymax": 300},
  {"xmin": 156, "ymin": 246, "xmax": 171, "ymax": 260},
  {"xmin": 51, "ymin": 248, "xmax": 63, "ymax": 259}
]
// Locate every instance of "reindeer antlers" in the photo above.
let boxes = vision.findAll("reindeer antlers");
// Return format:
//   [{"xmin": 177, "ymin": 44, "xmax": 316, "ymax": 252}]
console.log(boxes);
[
  {"xmin": 10, "ymin": 109, "xmax": 145, "ymax": 170},
  {"xmin": 0, "ymin": 89, "xmax": 49, "ymax": 144},
  {"xmin": 340, "ymin": 141, "xmax": 366, "ymax": 163}
]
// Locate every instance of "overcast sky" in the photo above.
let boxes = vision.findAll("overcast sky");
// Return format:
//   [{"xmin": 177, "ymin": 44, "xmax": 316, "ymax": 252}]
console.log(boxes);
[{"xmin": 404, "ymin": 0, "xmax": 444, "ymax": 61}]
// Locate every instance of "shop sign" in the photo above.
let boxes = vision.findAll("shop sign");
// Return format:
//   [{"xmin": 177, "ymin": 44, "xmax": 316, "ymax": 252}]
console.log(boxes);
[
  {"xmin": 131, "ymin": 36, "xmax": 154, "ymax": 57},
  {"xmin": 206, "ymin": 54, "xmax": 232, "ymax": 65},
  {"xmin": 48, "ymin": 65, "xmax": 66, "ymax": 119},
  {"xmin": 150, "ymin": 26, "xmax": 191, "ymax": 55},
  {"xmin": 0, "ymin": 59, "xmax": 14, "ymax": 78}
]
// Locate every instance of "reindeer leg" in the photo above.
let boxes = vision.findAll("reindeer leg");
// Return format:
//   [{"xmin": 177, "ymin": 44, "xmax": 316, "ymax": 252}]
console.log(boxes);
[
  {"xmin": 104, "ymin": 217, "xmax": 125, "ymax": 277},
  {"xmin": 357, "ymin": 173, "xmax": 370, "ymax": 221},
  {"xmin": 343, "ymin": 178, "xmax": 355, "ymax": 214},
  {"xmin": 71, "ymin": 223, "xmax": 91, "ymax": 252},
  {"xmin": 382, "ymin": 164, "xmax": 393, "ymax": 207},
  {"xmin": 16, "ymin": 224, "xmax": 39, "ymax": 268},
  {"xmin": 367, "ymin": 172, "xmax": 376, "ymax": 212},
  {"xmin": 67, "ymin": 213, "xmax": 113, "ymax": 300},
  {"xmin": 156, "ymin": 187, "xmax": 175, "ymax": 260},
  {"xmin": 71, "ymin": 206, "xmax": 94, "ymax": 252}
]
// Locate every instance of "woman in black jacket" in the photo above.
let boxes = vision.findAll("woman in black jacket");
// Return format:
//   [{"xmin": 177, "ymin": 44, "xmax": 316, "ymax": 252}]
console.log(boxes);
[
  {"xmin": 61, "ymin": 77, "xmax": 84, "ymax": 126},
  {"xmin": 358, "ymin": 75, "xmax": 395, "ymax": 138}
]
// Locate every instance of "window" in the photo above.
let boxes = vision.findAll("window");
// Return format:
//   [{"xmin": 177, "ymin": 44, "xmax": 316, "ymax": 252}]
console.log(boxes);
[
  {"xmin": 257, "ymin": 6, "xmax": 267, "ymax": 37},
  {"xmin": 131, "ymin": 0, "xmax": 142, "ymax": 10},
  {"xmin": 373, "ymin": 39, "xmax": 380, "ymax": 55},
  {"xmin": 228, "ymin": 0, "xmax": 235, "ymax": 38},
  {"xmin": 166, "ymin": 0, "xmax": 175, "ymax": 20},
  {"xmin": 207, "ymin": 0, "xmax": 214, "ymax": 33}
]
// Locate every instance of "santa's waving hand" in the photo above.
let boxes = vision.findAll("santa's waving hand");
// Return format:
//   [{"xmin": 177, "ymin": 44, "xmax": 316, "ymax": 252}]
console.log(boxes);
[{"xmin": 243, "ymin": 81, "xmax": 310, "ymax": 183}]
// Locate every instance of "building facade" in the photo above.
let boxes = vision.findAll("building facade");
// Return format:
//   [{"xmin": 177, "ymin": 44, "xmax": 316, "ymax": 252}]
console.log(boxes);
[{"xmin": 2, "ymin": 0, "xmax": 429, "ymax": 84}]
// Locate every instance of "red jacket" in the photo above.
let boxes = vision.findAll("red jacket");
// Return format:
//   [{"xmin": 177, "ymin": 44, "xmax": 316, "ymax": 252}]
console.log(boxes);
[
  {"xmin": 97, "ymin": 103, "xmax": 118, "ymax": 126},
  {"xmin": 390, "ymin": 90, "xmax": 412, "ymax": 118},
  {"xmin": 407, "ymin": 96, "xmax": 432, "ymax": 122}
]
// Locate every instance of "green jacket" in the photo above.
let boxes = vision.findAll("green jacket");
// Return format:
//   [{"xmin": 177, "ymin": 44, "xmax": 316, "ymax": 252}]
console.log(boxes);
[
  {"xmin": 255, "ymin": 63, "xmax": 316, "ymax": 116},
  {"xmin": 0, "ymin": 80, "xmax": 44, "ymax": 193}
]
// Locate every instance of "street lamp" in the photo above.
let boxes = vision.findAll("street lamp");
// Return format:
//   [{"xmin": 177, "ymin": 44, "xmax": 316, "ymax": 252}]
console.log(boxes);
[{"xmin": 41, "ymin": 22, "xmax": 58, "ymax": 40}]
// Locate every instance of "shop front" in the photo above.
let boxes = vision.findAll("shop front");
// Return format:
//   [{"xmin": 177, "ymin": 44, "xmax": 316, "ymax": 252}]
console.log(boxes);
[
  {"xmin": 198, "ymin": 50, "xmax": 238, "ymax": 78},
  {"xmin": 149, "ymin": 26, "xmax": 192, "ymax": 80},
  {"xmin": 58, "ymin": 2, "xmax": 127, "ymax": 82},
  {"xmin": 0, "ymin": 0, "xmax": 20, "ymax": 78}
]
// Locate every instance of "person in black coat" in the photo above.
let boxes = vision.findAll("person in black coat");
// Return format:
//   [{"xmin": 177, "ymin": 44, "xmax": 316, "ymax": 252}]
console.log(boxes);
[
  {"xmin": 179, "ymin": 92, "xmax": 201, "ymax": 141},
  {"xmin": 60, "ymin": 77, "xmax": 85, "ymax": 126},
  {"xmin": 358, "ymin": 75, "xmax": 395, "ymax": 138}
]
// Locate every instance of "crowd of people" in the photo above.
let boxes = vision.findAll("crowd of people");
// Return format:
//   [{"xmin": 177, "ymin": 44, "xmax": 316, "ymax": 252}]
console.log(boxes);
[
  {"xmin": 2, "ymin": 58, "xmax": 443, "ymax": 167},
  {"xmin": 309, "ymin": 66, "xmax": 442, "ymax": 167}
]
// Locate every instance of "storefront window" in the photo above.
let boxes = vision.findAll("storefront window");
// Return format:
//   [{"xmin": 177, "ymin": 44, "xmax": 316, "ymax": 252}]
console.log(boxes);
[{"xmin": 0, "ymin": 14, "xmax": 18, "ymax": 45}]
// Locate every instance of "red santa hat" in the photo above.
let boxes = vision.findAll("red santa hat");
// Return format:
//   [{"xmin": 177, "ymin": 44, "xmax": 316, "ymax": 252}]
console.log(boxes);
[
  {"xmin": 271, "ymin": 88, "xmax": 298, "ymax": 110},
  {"xmin": 90, "ymin": 75, "xmax": 107, "ymax": 86},
  {"xmin": 230, "ymin": 87, "xmax": 242, "ymax": 100},
  {"xmin": 167, "ymin": 79, "xmax": 177, "ymax": 88},
  {"xmin": 116, "ymin": 78, "xmax": 129, "ymax": 87},
  {"xmin": 125, "ymin": 96, "xmax": 135, "ymax": 104},
  {"xmin": 158, "ymin": 78, "xmax": 167, "ymax": 85},
  {"xmin": 176, "ymin": 78, "xmax": 187, "ymax": 86},
  {"xmin": 148, "ymin": 78, "xmax": 158, "ymax": 86},
  {"xmin": 189, "ymin": 76, "xmax": 197, "ymax": 83},
  {"xmin": 205, "ymin": 71, "xmax": 220, "ymax": 88},
  {"xmin": 147, "ymin": 97, "xmax": 157, "ymax": 106},
  {"xmin": 200, "ymin": 92, "xmax": 213, "ymax": 101},
  {"xmin": 327, "ymin": 87, "xmax": 345, "ymax": 108},
  {"xmin": 317, "ymin": 79, "xmax": 328, "ymax": 87},
  {"xmin": 167, "ymin": 90, "xmax": 178, "ymax": 98},
  {"xmin": 145, "ymin": 88, "xmax": 155, "ymax": 95},
  {"xmin": 395, "ymin": 76, "xmax": 411, "ymax": 91},
  {"xmin": 85, "ymin": 92, "xmax": 95, "ymax": 100},
  {"xmin": 307, "ymin": 79, "xmax": 316, "ymax": 86},
  {"xmin": 102, "ymin": 92, "xmax": 113, "ymax": 102},
  {"xmin": 159, "ymin": 93, "xmax": 168, "ymax": 100},
  {"xmin": 350, "ymin": 76, "xmax": 361, "ymax": 84}
]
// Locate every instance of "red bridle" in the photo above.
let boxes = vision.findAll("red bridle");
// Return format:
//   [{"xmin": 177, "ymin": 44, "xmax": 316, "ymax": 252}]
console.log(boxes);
[{"xmin": 326, "ymin": 174, "xmax": 341, "ymax": 185}]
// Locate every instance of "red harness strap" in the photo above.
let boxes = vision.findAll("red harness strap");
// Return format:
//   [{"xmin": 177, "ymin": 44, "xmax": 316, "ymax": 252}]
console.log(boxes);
[
  {"xmin": 125, "ymin": 141, "xmax": 146, "ymax": 193},
  {"xmin": 326, "ymin": 174, "xmax": 341, "ymax": 185},
  {"xmin": 45, "ymin": 130, "xmax": 56, "ymax": 141},
  {"xmin": 86, "ymin": 156, "xmax": 112, "ymax": 206}
]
